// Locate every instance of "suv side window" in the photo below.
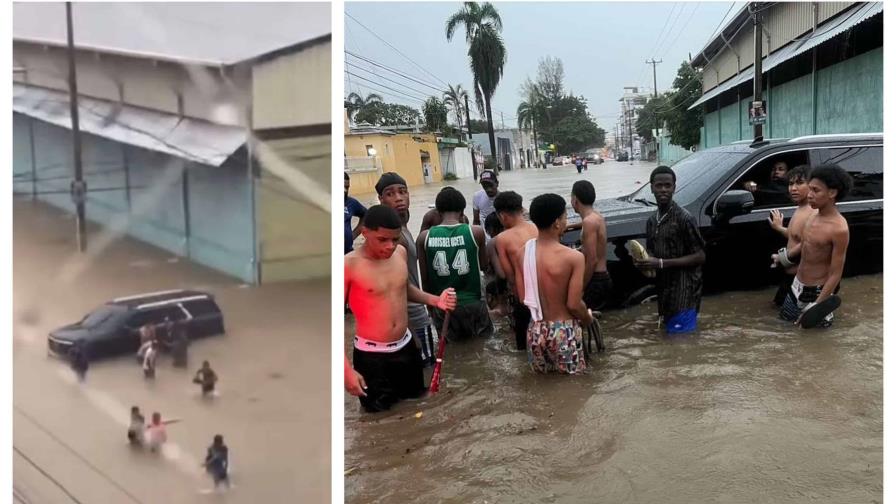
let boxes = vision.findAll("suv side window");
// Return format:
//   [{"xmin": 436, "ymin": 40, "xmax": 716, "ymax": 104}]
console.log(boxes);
[
  {"xmin": 731, "ymin": 150, "xmax": 810, "ymax": 209},
  {"xmin": 129, "ymin": 305, "xmax": 187, "ymax": 327},
  {"xmin": 182, "ymin": 299, "xmax": 219, "ymax": 318},
  {"xmin": 811, "ymin": 145, "xmax": 883, "ymax": 201}
]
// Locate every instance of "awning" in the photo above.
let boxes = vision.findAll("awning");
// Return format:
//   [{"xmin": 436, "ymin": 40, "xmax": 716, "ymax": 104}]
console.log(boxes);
[
  {"xmin": 689, "ymin": 2, "xmax": 883, "ymax": 110},
  {"xmin": 13, "ymin": 83, "xmax": 247, "ymax": 166}
]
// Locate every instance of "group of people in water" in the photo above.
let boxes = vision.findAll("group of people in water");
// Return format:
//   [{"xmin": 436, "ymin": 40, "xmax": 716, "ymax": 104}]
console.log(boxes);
[{"xmin": 343, "ymin": 160, "xmax": 852, "ymax": 412}]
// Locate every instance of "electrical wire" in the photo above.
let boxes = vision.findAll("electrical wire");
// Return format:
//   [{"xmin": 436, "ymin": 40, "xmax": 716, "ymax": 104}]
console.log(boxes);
[
  {"xmin": 14, "ymin": 406, "xmax": 146, "ymax": 504},
  {"xmin": 345, "ymin": 61, "xmax": 439, "ymax": 99},
  {"xmin": 14, "ymin": 446, "xmax": 84, "ymax": 504},
  {"xmin": 660, "ymin": 3, "xmax": 703, "ymax": 61},
  {"xmin": 345, "ymin": 51, "xmax": 445, "ymax": 93},
  {"xmin": 345, "ymin": 11, "xmax": 451, "ymax": 88},
  {"xmin": 344, "ymin": 71, "xmax": 429, "ymax": 102}
]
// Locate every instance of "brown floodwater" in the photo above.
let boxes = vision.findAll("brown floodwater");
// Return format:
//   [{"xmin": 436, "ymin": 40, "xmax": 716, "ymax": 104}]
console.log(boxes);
[{"xmin": 344, "ymin": 162, "xmax": 882, "ymax": 504}]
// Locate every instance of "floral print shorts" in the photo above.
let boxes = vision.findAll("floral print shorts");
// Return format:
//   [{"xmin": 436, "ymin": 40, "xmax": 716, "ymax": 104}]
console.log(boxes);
[{"xmin": 526, "ymin": 319, "xmax": 586, "ymax": 375}]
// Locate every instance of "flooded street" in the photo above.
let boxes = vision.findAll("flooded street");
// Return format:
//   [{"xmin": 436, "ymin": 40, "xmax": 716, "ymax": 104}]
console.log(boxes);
[
  {"xmin": 344, "ymin": 162, "xmax": 882, "ymax": 503},
  {"xmin": 14, "ymin": 200, "xmax": 330, "ymax": 503}
]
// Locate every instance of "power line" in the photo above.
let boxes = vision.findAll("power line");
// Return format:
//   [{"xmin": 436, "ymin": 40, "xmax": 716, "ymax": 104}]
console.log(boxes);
[
  {"xmin": 345, "ymin": 61, "xmax": 438, "ymax": 99},
  {"xmin": 345, "ymin": 79, "xmax": 424, "ymax": 107},
  {"xmin": 660, "ymin": 3, "xmax": 702, "ymax": 61},
  {"xmin": 345, "ymin": 51, "xmax": 445, "ymax": 93},
  {"xmin": 345, "ymin": 11, "xmax": 451, "ymax": 88},
  {"xmin": 345, "ymin": 71, "xmax": 430, "ymax": 102},
  {"xmin": 654, "ymin": 3, "xmax": 687, "ymax": 57},
  {"xmin": 14, "ymin": 447, "xmax": 83, "ymax": 504}
]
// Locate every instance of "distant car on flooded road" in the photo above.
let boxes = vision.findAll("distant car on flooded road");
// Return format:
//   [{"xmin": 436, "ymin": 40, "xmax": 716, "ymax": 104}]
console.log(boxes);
[
  {"xmin": 48, "ymin": 290, "xmax": 225, "ymax": 360},
  {"xmin": 563, "ymin": 133, "xmax": 883, "ymax": 307}
]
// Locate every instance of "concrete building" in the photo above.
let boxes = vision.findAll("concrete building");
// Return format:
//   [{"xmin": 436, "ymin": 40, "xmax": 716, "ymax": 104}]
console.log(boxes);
[
  {"xmin": 689, "ymin": 2, "xmax": 882, "ymax": 148},
  {"xmin": 471, "ymin": 128, "xmax": 535, "ymax": 171},
  {"xmin": 618, "ymin": 86, "xmax": 650, "ymax": 159},
  {"xmin": 344, "ymin": 123, "xmax": 444, "ymax": 195},
  {"xmin": 12, "ymin": 3, "xmax": 331, "ymax": 284}
]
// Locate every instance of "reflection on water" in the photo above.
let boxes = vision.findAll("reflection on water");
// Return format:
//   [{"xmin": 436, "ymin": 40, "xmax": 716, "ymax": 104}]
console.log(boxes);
[{"xmin": 345, "ymin": 275, "xmax": 882, "ymax": 503}]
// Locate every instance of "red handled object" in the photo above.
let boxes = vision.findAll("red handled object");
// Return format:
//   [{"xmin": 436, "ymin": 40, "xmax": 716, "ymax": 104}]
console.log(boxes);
[{"xmin": 428, "ymin": 312, "xmax": 452, "ymax": 394}]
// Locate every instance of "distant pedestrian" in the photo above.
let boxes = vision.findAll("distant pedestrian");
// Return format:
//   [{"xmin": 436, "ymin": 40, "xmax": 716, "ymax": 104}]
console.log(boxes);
[
  {"xmin": 193, "ymin": 361, "xmax": 218, "ymax": 396},
  {"xmin": 145, "ymin": 412, "xmax": 167, "ymax": 452},
  {"xmin": 575, "ymin": 156, "xmax": 583, "ymax": 174},
  {"xmin": 69, "ymin": 341, "xmax": 88, "ymax": 382},
  {"xmin": 344, "ymin": 172, "xmax": 367, "ymax": 255},
  {"xmin": 203, "ymin": 435, "xmax": 230, "ymax": 490},
  {"xmin": 128, "ymin": 406, "xmax": 145, "ymax": 445},
  {"xmin": 143, "ymin": 341, "xmax": 158, "ymax": 379}
]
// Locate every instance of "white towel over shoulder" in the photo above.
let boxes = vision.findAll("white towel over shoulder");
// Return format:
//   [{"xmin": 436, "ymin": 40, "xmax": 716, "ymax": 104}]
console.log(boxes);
[{"xmin": 522, "ymin": 238, "xmax": 543, "ymax": 321}]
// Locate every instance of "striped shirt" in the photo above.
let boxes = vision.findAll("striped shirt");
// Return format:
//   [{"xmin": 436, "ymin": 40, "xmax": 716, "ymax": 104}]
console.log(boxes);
[{"xmin": 646, "ymin": 202, "xmax": 705, "ymax": 319}]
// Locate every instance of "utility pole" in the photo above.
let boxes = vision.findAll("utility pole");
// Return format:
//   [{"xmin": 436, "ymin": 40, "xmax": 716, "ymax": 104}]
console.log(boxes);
[
  {"xmin": 500, "ymin": 111, "xmax": 505, "ymax": 130},
  {"xmin": 628, "ymin": 104, "xmax": 635, "ymax": 165},
  {"xmin": 645, "ymin": 59, "xmax": 662, "ymax": 98},
  {"xmin": 66, "ymin": 1, "xmax": 87, "ymax": 252},
  {"xmin": 752, "ymin": 2, "xmax": 764, "ymax": 142},
  {"xmin": 646, "ymin": 58, "xmax": 662, "ymax": 156},
  {"xmin": 464, "ymin": 95, "xmax": 478, "ymax": 180}
]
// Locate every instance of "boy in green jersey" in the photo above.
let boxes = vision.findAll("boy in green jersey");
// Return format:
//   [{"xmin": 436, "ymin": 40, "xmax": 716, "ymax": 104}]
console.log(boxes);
[{"xmin": 417, "ymin": 188, "xmax": 493, "ymax": 341}]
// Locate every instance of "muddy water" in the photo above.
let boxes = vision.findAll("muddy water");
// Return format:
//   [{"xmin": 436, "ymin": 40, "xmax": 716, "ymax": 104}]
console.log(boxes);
[
  {"xmin": 14, "ymin": 200, "xmax": 330, "ymax": 503},
  {"xmin": 345, "ymin": 162, "xmax": 882, "ymax": 503},
  {"xmin": 344, "ymin": 277, "xmax": 882, "ymax": 503}
]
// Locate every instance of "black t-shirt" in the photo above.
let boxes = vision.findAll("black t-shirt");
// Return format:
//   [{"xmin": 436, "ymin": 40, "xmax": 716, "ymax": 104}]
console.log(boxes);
[{"xmin": 646, "ymin": 202, "xmax": 705, "ymax": 318}]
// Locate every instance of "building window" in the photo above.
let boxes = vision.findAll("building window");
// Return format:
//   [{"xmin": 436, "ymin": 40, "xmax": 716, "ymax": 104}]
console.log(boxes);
[{"xmin": 365, "ymin": 145, "xmax": 376, "ymax": 157}]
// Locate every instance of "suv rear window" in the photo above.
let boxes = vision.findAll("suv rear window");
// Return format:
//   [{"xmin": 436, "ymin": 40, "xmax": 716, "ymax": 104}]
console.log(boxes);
[
  {"xmin": 812, "ymin": 145, "xmax": 883, "ymax": 201},
  {"xmin": 182, "ymin": 299, "xmax": 220, "ymax": 317}
]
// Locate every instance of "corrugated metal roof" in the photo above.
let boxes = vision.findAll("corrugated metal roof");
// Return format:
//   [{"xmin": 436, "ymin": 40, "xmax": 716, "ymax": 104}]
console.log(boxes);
[
  {"xmin": 689, "ymin": 2, "xmax": 882, "ymax": 110},
  {"xmin": 13, "ymin": 2, "xmax": 330, "ymax": 66},
  {"xmin": 13, "ymin": 84, "xmax": 246, "ymax": 166}
]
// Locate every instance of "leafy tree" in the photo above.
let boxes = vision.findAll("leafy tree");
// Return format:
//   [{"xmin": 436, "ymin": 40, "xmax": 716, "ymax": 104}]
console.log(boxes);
[
  {"xmin": 446, "ymin": 2, "xmax": 506, "ymax": 163},
  {"xmin": 469, "ymin": 119, "xmax": 489, "ymax": 134},
  {"xmin": 354, "ymin": 101, "xmax": 421, "ymax": 127},
  {"xmin": 663, "ymin": 61, "xmax": 703, "ymax": 149},
  {"xmin": 534, "ymin": 56, "xmax": 564, "ymax": 104},
  {"xmin": 636, "ymin": 93, "xmax": 670, "ymax": 141},
  {"xmin": 344, "ymin": 92, "xmax": 382, "ymax": 122},
  {"xmin": 443, "ymin": 84, "xmax": 469, "ymax": 139},
  {"xmin": 517, "ymin": 90, "xmax": 542, "ymax": 166},
  {"xmin": 423, "ymin": 96, "xmax": 449, "ymax": 132}
]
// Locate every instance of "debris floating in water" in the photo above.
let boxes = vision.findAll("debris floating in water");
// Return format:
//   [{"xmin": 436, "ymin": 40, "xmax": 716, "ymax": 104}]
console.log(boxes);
[{"xmin": 415, "ymin": 411, "xmax": 423, "ymax": 419}]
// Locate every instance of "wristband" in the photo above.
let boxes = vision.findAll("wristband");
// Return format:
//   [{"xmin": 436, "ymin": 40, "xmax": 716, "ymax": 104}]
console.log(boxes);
[
  {"xmin": 659, "ymin": 258, "xmax": 664, "ymax": 270},
  {"xmin": 777, "ymin": 247, "xmax": 793, "ymax": 268}
]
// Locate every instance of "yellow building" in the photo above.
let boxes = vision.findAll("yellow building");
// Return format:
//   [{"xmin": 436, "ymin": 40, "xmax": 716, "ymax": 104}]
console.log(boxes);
[{"xmin": 344, "ymin": 125, "xmax": 444, "ymax": 195}]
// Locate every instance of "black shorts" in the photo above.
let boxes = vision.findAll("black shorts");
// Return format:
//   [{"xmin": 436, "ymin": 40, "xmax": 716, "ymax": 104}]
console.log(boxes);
[
  {"xmin": 510, "ymin": 296, "xmax": 531, "ymax": 351},
  {"xmin": 432, "ymin": 301, "xmax": 494, "ymax": 342},
  {"xmin": 352, "ymin": 339, "xmax": 425, "ymax": 413},
  {"xmin": 772, "ymin": 272, "xmax": 795, "ymax": 307},
  {"xmin": 583, "ymin": 271, "xmax": 613, "ymax": 311}
]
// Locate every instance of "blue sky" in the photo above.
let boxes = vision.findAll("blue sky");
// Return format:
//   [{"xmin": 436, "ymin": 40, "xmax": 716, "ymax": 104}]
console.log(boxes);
[{"xmin": 345, "ymin": 1, "xmax": 743, "ymax": 132}]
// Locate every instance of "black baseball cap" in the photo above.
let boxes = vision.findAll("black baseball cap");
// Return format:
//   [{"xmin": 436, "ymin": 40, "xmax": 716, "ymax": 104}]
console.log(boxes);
[{"xmin": 480, "ymin": 170, "xmax": 498, "ymax": 185}]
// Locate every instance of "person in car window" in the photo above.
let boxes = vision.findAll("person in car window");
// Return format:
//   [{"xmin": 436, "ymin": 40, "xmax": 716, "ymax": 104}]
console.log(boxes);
[
  {"xmin": 635, "ymin": 166, "xmax": 706, "ymax": 334},
  {"xmin": 744, "ymin": 160, "xmax": 790, "ymax": 207}
]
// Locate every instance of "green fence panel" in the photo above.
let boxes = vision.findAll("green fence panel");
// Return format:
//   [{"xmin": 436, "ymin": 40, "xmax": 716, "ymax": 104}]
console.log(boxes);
[{"xmin": 816, "ymin": 47, "xmax": 883, "ymax": 134}]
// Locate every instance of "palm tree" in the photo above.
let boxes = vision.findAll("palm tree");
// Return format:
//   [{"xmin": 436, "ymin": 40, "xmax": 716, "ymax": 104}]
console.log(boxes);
[
  {"xmin": 345, "ymin": 92, "xmax": 382, "ymax": 123},
  {"xmin": 446, "ymin": 2, "xmax": 506, "ymax": 168},
  {"xmin": 517, "ymin": 92, "xmax": 541, "ymax": 168},
  {"xmin": 443, "ymin": 84, "xmax": 469, "ymax": 141}
]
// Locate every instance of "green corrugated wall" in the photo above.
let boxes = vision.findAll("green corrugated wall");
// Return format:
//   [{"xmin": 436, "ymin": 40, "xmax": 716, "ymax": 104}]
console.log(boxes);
[
  {"xmin": 816, "ymin": 47, "xmax": 882, "ymax": 134},
  {"xmin": 702, "ymin": 47, "xmax": 882, "ymax": 145}
]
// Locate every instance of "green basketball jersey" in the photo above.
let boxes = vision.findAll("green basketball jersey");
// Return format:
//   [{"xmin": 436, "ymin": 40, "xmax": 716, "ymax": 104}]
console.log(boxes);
[{"xmin": 424, "ymin": 223, "xmax": 482, "ymax": 305}]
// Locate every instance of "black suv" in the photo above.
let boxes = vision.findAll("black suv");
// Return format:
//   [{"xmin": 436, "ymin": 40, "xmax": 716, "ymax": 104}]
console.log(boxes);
[
  {"xmin": 48, "ymin": 290, "xmax": 225, "ymax": 360},
  {"xmin": 563, "ymin": 133, "xmax": 883, "ymax": 307}
]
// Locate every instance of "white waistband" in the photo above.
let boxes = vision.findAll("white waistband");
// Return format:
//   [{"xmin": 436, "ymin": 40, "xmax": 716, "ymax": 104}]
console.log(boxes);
[{"xmin": 354, "ymin": 329, "xmax": 413, "ymax": 353}]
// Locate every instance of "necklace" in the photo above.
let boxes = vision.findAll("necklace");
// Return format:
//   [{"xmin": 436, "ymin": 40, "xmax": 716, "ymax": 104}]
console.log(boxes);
[{"xmin": 655, "ymin": 208, "xmax": 670, "ymax": 235}]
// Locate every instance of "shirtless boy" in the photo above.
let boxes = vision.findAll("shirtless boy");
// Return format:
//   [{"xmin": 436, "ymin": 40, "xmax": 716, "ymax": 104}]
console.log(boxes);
[
  {"xmin": 493, "ymin": 191, "xmax": 538, "ymax": 350},
  {"xmin": 571, "ymin": 180, "xmax": 612, "ymax": 310},
  {"xmin": 376, "ymin": 173, "xmax": 436, "ymax": 365},
  {"xmin": 767, "ymin": 165, "xmax": 815, "ymax": 306},
  {"xmin": 521, "ymin": 194, "xmax": 593, "ymax": 374},
  {"xmin": 345, "ymin": 205, "xmax": 457, "ymax": 412},
  {"xmin": 776, "ymin": 164, "xmax": 852, "ymax": 327}
]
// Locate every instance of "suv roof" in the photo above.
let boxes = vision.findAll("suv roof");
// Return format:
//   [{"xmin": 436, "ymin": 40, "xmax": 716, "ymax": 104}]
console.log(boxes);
[
  {"xmin": 109, "ymin": 289, "xmax": 214, "ymax": 309},
  {"xmin": 707, "ymin": 132, "xmax": 882, "ymax": 154}
]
